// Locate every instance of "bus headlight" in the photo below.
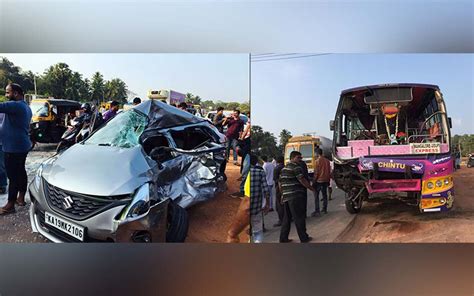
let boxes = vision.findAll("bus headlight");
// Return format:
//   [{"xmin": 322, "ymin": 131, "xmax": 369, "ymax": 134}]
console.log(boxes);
[
  {"xmin": 435, "ymin": 180, "xmax": 443, "ymax": 188},
  {"xmin": 427, "ymin": 182, "xmax": 434, "ymax": 189},
  {"xmin": 444, "ymin": 178, "xmax": 450, "ymax": 185}
]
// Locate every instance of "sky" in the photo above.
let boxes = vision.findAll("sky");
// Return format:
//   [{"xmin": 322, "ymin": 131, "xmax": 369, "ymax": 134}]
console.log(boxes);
[
  {"xmin": 2, "ymin": 2, "xmax": 472, "ymax": 53},
  {"xmin": 1, "ymin": 54, "xmax": 249, "ymax": 102},
  {"xmin": 252, "ymin": 54, "xmax": 474, "ymax": 140}
]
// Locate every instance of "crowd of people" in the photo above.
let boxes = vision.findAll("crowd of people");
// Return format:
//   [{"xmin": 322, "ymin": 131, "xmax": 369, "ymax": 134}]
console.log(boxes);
[{"xmin": 249, "ymin": 148, "xmax": 334, "ymax": 243}]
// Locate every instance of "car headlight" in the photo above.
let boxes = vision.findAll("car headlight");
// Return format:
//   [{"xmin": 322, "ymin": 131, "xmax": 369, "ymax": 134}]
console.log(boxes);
[
  {"xmin": 34, "ymin": 164, "xmax": 43, "ymax": 191},
  {"xmin": 426, "ymin": 181, "xmax": 434, "ymax": 189},
  {"xmin": 435, "ymin": 180, "xmax": 443, "ymax": 188},
  {"xmin": 120, "ymin": 183, "xmax": 150, "ymax": 220}
]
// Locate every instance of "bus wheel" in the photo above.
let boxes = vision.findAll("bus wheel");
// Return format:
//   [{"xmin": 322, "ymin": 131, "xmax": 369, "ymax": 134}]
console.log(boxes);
[{"xmin": 345, "ymin": 189, "xmax": 363, "ymax": 214}]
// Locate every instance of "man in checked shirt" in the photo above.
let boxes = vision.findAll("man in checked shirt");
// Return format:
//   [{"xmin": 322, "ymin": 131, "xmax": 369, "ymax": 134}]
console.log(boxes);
[{"xmin": 249, "ymin": 154, "xmax": 270, "ymax": 243}]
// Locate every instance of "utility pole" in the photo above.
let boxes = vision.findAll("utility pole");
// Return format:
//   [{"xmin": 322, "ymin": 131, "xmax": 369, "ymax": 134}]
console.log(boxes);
[{"xmin": 33, "ymin": 73, "xmax": 37, "ymax": 96}]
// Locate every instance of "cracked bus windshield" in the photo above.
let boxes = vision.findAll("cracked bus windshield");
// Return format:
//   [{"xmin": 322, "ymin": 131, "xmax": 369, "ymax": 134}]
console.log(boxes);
[{"xmin": 85, "ymin": 110, "xmax": 148, "ymax": 148}]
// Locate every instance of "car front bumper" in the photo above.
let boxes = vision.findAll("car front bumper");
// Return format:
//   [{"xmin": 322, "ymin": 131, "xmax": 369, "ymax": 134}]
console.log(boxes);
[{"xmin": 29, "ymin": 182, "xmax": 168, "ymax": 243}]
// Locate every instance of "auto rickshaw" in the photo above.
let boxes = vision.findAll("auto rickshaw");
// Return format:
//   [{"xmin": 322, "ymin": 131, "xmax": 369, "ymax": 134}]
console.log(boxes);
[{"xmin": 30, "ymin": 99, "xmax": 82, "ymax": 145}]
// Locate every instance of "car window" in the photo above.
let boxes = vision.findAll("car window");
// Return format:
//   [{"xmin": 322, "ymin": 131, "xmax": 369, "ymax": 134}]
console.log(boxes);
[
  {"xmin": 143, "ymin": 134, "xmax": 170, "ymax": 154},
  {"xmin": 143, "ymin": 134, "xmax": 175, "ymax": 162},
  {"xmin": 84, "ymin": 110, "xmax": 148, "ymax": 148},
  {"xmin": 170, "ymin": 126, "xmax": 215, "ymax": 150}
]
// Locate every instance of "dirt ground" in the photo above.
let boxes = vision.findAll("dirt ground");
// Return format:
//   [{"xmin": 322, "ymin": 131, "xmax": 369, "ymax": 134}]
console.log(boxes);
[
  {"xmin": 187, "ymin": 158, "xmax": 248, "ymax": 243},
  {"xmin": 335, "ymin": 164, "xmax": 474, "ymax": 243},
  {"xmin": 0, "ymin": 145, "xmax": 246, "ymax": 243}
]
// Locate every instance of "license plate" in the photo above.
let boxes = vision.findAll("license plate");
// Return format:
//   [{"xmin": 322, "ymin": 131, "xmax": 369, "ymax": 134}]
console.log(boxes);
[
  {"xmin": 410, "ymin": 143, "xmax": 441, "ymax": 154},
  {"xmin": 45, "ymin": 211, "xmax": 85, "ymax": 241}
]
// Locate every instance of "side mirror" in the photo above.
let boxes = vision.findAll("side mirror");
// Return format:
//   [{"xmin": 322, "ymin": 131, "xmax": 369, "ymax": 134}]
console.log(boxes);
[
  {"xmin": 329, "ymin": 120, "xmax": 335, "ymax": 131},
  {"xmin": 448, "ymin": 117, "xmax": 452, "ymax": 129}
]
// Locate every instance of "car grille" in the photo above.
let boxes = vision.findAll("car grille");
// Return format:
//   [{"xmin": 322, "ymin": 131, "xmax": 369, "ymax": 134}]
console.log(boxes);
[{"xmin": 43, "ymin": 180, "xmax": 130, "ymax": 221}]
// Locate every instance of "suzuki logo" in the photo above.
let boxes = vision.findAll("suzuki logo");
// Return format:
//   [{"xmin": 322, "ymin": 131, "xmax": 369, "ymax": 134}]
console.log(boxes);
[{"xmin": 62, "ymin": 196, "xmax": 73, "ymax": 210}]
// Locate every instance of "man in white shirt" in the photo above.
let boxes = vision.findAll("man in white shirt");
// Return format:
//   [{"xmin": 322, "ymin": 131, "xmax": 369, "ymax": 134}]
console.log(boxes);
[{"xmin": 261, "ymin": 155, "xmax": 275, "ymax": 211}]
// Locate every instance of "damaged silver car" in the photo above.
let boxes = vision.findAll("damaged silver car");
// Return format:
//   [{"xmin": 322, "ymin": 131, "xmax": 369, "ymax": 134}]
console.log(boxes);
[{"xmin": 28, "ymin": 100, "xmax": 227, "ymax": 242}]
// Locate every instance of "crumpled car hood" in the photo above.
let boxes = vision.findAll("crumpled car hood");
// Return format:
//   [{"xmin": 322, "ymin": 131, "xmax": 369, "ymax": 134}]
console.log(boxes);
[{"xmin": 42, "ymin": 144, "xmax": 152, "ymax": 196}]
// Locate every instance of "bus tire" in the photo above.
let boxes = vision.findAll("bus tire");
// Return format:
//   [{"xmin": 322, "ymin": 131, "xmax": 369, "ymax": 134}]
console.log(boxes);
[{"xmin": 345, "ymin": 192, "xmax": 362, "ymax": 214}]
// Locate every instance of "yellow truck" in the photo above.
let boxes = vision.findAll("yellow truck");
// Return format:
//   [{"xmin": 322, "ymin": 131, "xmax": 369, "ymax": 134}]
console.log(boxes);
[{"xmin": 284, "ymin": 135, "xmax": 332, "ymax": 175}]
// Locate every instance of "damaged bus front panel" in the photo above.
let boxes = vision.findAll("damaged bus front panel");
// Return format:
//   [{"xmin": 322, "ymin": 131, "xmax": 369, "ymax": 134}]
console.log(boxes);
[{"xmin": 331, "ymin": 84, "xmax": 454, "ymax": 213}]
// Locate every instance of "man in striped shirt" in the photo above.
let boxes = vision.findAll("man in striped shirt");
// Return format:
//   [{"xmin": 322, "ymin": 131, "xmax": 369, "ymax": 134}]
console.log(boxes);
[{"xmin": 279, "ymin": 151, "xmax": 314, "ymax": 243}]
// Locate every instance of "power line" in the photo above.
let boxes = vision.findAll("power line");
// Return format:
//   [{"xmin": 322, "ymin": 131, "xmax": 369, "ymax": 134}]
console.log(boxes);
[
  {"xmin": 251, "ymin": 53, "xmax": 299, "ymax": 59},
  {"xmin": 250, "ymin": 53, "xmax": 276, "ymax": 57},
  {"xmin": 251, "ymin": 53, "xmax": 331, "ymax": 62}
]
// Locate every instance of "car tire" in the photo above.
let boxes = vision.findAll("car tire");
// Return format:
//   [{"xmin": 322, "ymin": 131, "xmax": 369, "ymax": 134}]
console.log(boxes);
[{"xmin": 166, "ymin": 201, "xmax": 189, "ymax": 243}]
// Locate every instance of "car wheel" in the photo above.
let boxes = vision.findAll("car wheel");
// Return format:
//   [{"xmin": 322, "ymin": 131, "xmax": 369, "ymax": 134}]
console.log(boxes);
[{"xmin": 166, "ymin": 201, "xmax": 189, "ymax": 242}]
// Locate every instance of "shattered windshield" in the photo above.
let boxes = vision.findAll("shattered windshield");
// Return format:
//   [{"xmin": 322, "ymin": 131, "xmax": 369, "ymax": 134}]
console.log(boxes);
[{"xmin": 84, "ymin": 110, "xmax": 148, "ymax": 148}]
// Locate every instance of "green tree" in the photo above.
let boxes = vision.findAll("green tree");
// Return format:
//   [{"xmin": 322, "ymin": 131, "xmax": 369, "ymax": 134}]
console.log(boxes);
[
  {"xmin": 214, "ymin": 100, "xmax": 226, "ymax": 109},
  {"xmin": 185, "ymin": 93, "xmax": 202, "ymax": 105},
  {"xmin": 91, "ymin": 72, "xmax": 105, "ymax": 103},
  {"xmin": 42, "ymin": 63, "xmax": 73, "ymax": 98},
  {"xmin": 104, "ymin": 78, "xmax": 128, "ymax": 103},
  {"xmin": 64, "ymin": 71, "xmax": 85, "ymax": 101},
  {"xmin": 251, "ymin": 125, "xmax": 279, "ymax": 158},
  {"xmin": 0, "ymin": 57, "xmax": 34, "ymax": 93},
  {"xmin": 452, "ymin": 134, "xmax": 474, "ymax": 157},
  {"xmin": 279, "ymin": 129, "xmax": 293, "ymax": 153},
  {"xmin": 19, "ymin": 70, "xmax": 35, "ymax": 94},
  {"xmin": 226, "ymin": 102, "xmax": 240, "ymax": 111},
  {"xmin": 201, "ymin": 100, "xmax": 215, "ymax": 111},
  {"xmin": 0, "ymin": 57, "xmax": 22, "ymax": 88},
  {"xmin": 78, "ymin": 78, "xmax": 91, "ymax": 102},
  {"xmin": 239, "ymin": 101, "xmax": 250, "ymax": 115}
]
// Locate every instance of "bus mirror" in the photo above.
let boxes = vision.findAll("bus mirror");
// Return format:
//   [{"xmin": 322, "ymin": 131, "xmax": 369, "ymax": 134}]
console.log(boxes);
[
  {"xmin": 448, "ymin": 117, "xmax": 452, "ymax": 129},
  {"xmin": 329, "ymin": 120, "xmax": 335, "ymax": 131}
]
